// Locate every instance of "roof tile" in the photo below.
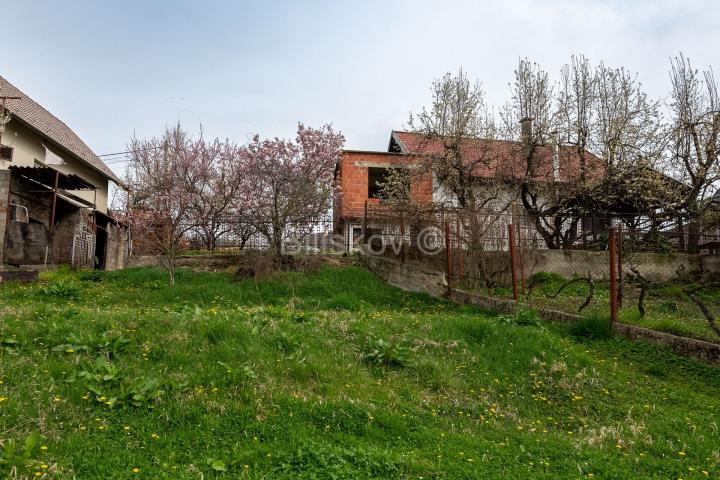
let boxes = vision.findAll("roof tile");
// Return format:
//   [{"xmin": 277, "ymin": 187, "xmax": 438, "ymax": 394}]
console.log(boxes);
[{"xmin": 0, "ymin": 75, "xmax": 120, "ymax": 184}]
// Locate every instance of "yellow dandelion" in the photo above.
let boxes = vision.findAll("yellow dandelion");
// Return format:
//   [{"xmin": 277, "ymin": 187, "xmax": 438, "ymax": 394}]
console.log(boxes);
[
  {"xmin": 132, "ymin": 467, "xmax": 140, "ymax": 473},
  {"xmin": 151, "ymin": 433, "xmax": 160, "ymax": 439},
  {"xmin": 40, "ymin": 446, "xmax": 48, "ymax": 451}
]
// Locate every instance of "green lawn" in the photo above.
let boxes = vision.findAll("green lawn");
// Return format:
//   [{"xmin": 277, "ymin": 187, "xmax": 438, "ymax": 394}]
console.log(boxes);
[
  {"xmin": 1, "ymin": 264, "xmax": 719, "ymax": 479},
  {"xmin": 474, "ymin": 272, "xmax": 720, "ymax": 344}
]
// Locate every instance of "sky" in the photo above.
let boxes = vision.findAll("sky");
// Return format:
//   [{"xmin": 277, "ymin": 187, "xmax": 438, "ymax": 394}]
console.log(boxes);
[{"xmin": 2, "ymin": 0, "xmax": 719, "ymax": 179}]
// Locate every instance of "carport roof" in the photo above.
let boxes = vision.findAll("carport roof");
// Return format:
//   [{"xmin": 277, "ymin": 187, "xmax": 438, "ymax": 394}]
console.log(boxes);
[{"xmin": 9, "ymin": 165, "xmax": 97, "ymax": 191}]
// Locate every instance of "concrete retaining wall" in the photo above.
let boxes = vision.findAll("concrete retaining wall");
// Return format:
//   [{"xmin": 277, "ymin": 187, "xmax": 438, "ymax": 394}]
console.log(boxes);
[
  {"xmin": 527, "ymin": 249, "xmax": 720, "ymax": 283},
  {"xmin": 361, "ymin": 249, "xmax": 447, "ymax": 297}
]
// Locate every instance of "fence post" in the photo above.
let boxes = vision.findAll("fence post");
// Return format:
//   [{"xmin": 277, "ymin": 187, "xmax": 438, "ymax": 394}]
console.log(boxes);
[
  {"xmin": 456, "ymin": 214, "xmax": 462, "ymax": 278},
  {"xmin": 617, "ymin": 223, "xmax": 623, "ymax": 308},
  {"xmin": 508, "ymin": 223, "xmax": 519, "ymax": 303},
  {"xmin": 515, "ymin": 223, "xmax": 526, "ymax": 296},
  {"xmin": 609, "ymin": 226, "xmax": 618, "ymax": 324},
  {"xmin": 399, "ymin": 212, "xmax": 405, "ymax": 263},
  {"xmin": 445, "ymin": 220, "xmax": 452, "ymax": 297}
]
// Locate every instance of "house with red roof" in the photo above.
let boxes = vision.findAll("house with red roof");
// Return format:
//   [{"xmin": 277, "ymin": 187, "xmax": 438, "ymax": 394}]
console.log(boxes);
[
  {"xmin": 333, "ymin": 125, "xmax": 604, "ymax": 247},
  {"xmin": 0, "ymin": 75, "xmax": 127, "ymax": 270}
]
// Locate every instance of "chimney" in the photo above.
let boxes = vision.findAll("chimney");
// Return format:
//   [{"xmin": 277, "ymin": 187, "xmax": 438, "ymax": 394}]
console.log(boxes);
[{"xmin": 519, "ymin": 117, "xmax": 533, "ymax": 144}]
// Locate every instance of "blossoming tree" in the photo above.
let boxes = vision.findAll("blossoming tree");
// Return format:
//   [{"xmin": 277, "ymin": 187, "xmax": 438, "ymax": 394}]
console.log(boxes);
[{"xmin": 240, "ymin": 123, "xmax": 344, "ymax": 257}]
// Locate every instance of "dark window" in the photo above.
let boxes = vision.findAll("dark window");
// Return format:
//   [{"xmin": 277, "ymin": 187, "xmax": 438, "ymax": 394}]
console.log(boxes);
[
  {"xmin": 0, "ymin": 146, "xmax": 13, "ymax": 161},
  {"xmin": 368, "ymin": 167, "xmax": 390, "ymax": 199}
]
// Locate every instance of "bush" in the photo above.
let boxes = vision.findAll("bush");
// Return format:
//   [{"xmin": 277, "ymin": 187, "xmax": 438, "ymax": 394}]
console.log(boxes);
[
  {"xmin": 569, "ymin": 313, "xmax": 613, "ymax": 340},
  {"xmin": 38, "ymin": 280, "xmax": 82, "ymax": 298},
  {"xmin": 498, "ymin": 307, "xmax": 539, "ymax": 326},
  {"xmin": 530, "ymin": 272, "xmax": 566, "ymax": 285},
  {"xmin": 363, "ymin": 338, "xmax": 409, "ymax": 368}
]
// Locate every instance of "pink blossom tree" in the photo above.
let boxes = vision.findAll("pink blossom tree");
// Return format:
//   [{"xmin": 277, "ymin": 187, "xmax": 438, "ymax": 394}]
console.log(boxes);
[
  {"xmin": 123, "ymin": 124, "xmax": 204, "ymax": 285},
  {"xmin": 187, "ymin": 136, "xmax": 241, "ymax": 255},
  {"xmin": 241, "ymin": 123, "xmax": 344, "ymax": 257}
]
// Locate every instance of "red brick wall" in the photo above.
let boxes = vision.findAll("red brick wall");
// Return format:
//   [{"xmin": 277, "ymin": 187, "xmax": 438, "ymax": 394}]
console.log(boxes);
[{"xmin": 336, "ymin": 151, "xmax": 432, "ymax": 221}]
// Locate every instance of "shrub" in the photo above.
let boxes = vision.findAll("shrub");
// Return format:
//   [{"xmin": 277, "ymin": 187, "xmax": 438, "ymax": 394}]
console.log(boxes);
[
  {"xmin": 569, "ymin": 313, "xmax": 613, "ymax": 340},
  {"xmin": 530, "ymin": 272, "xmax": 566, "ymax": 285},
  {"xmin": 38, "ymin": 280, "xmax": 82, "ymax": 298},
  {"xmin": 498, "ymin": 307, "xmax": 539, "ymax": 326},
  {"xmin": 363, "ymin": 338, "xmax": 409, "ymax": 368}
]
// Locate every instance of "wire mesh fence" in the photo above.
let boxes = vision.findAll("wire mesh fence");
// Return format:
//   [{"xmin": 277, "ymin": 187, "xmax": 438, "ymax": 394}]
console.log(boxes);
[
  {"xmin": 362, "ymin": 202, "xmax": 720, "ymax": 344},
  {"xmin": 146, "ymin": 217, "xmax": 342, "ymax": 255}
]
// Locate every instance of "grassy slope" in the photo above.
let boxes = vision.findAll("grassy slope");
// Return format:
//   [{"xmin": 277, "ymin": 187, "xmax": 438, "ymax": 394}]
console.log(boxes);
[
  {"xmin": 0, "ymin": 265, "xmax": 718, "ymax": 479},
  {"xmin": 481, "ymin": 274, "xmax": 720, "ymax": 343}
]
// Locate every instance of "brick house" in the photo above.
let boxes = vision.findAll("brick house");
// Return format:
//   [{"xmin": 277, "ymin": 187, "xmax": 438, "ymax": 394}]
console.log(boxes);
[
  {"xmin": 334, "ymin": 127, "xmax": 605, "ymax": 248},
  {"xmin": 0, "ymin": 75, "xmax": 127, "ymax": 270}
]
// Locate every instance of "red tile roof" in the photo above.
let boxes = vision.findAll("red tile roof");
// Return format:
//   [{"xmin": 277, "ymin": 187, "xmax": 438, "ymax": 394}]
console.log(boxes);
[
  {"xmin": 0, "ymin": 75, "xmax": 120, "ymax": 183},
  {"xmin": 391, "ymin": 131, "xmax": 604, "ymax": 182}
]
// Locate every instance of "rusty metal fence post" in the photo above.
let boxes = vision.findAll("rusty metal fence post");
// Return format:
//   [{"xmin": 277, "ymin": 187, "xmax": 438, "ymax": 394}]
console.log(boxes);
[
  {"xmin": 508, "ymin": 223, "xmax": 519, "ymax": 303},
  {"xmin": 609, "ymin": 226, "xmax": 618, "ymax": 324},
  {"xmin": 515, "ymin": 222, "xmax": 526, "ymax": 296},
  {"xmin": 456, "ymin": 214, "xmax": 462, "ymax": 279},
  {"xmin": 445, "ymin": 219, "xmax": 452, "ymax": 297},
  {"xmin": 617, "ymin": 223, "xmax": 623, "ymax": 308}
]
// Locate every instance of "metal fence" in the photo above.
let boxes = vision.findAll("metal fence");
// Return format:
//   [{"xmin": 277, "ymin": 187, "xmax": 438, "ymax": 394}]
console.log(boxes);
[
  {"xmin": 362, "ymin": 203, "xmax": 720, "ymax": 343},
  {"xmin": 177, "ymin": 217, "xmax": 341, "ymax": 255}
]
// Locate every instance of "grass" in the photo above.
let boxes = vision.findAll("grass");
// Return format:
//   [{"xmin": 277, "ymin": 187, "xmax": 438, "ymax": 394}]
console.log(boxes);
[
  {"xmin": 0, "ymin": 264, "xmax": 719, "ymax": 479},
  {"xmin": 477, "ymin": 272, "xmax": 720, "ymax": 343}
]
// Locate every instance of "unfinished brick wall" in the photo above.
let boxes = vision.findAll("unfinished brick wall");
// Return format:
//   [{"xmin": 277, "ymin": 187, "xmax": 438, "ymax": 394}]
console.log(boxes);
[{"xmin": 336, "ymin": 151, "xmax": 432, "ymax": 222}]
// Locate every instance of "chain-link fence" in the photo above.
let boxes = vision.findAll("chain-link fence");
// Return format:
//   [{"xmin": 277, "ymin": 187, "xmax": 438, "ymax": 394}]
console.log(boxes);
[
  {"xmin": 363, "ymin": 203, "xmax": 720, "ymax": 344},
  {"xmin": 132, "ymin": 217, "xmax": 341, "ymax": 256}
]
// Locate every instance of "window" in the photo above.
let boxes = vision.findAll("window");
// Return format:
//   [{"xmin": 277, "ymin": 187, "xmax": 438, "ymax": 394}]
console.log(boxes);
[
  {"xmin": 0, "ymin": 145, "xmax": 13, "ymax": 161},
  {"xmin": 367, "ymin": 167, "xmax": 390, "ymax": 199}
]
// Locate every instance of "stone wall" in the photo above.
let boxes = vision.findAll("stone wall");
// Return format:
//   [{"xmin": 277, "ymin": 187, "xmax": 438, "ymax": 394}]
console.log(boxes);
[{"xmin": 4, "ymin": 222, "xmax": 50, "ymax": 265}]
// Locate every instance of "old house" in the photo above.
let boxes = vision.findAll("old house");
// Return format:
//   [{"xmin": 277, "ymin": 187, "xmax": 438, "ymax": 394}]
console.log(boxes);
[
  {"xmin": 0, "ymin": 75, "xmax": 127, "ymax": 270},
  {"xmin": 334, "ymin": 128, "xmax": 606, "ymax": 248}
]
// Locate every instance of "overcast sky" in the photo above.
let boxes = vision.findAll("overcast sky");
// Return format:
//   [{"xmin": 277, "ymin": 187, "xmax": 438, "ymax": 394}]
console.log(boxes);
[{"xmin": 2, "ymin": 0, "xmax": 718, "ymax": 178}]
